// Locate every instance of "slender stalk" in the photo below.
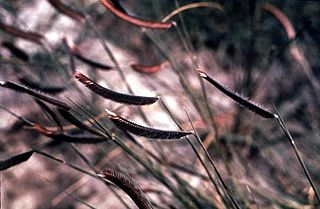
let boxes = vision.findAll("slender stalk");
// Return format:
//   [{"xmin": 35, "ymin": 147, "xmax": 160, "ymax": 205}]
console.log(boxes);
[
  {"xmin": 68, "ymin": 101, "xmax": 196, "ymax": 208},
  {"xmin": 185, "ymin": 109, "xmax": 242, "ymax": 209},
  {"xmin": 274, "ymin": 108, "xmax": 320, "ymax": 204},
  {"xmin": 159, "ymin": 99, "xmax": 229, "ymax": 208},
  {"xmin": 33, "ymin": 148, "xmax": 99, "ymax": 180},
  {"xmin": 68, "ymin": 143, "xmax": 131, "ymax": 209},
  {"xmin": 41, "ymin": 175, "xmax": 96, "ymax": 209},
  {"xmin": 112, "ymin": 138, "xmax": 197, "ymax": 209}
]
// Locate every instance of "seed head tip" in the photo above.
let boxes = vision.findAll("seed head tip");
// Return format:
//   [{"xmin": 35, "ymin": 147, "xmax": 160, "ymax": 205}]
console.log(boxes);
[
  {"xmin": 197, "ymin": 70, "xmax": 207, "ymax": 78},
  {"xmin": 105, "ymin": 108, "xmax": 117, "ymax": 117},
  {"xmin": 73, "ymin": 70, "xmax": 82, "ymax": 78},
  {"xmin": 97, "ymin": 173, "xmax": 105, "ymax": 178}
]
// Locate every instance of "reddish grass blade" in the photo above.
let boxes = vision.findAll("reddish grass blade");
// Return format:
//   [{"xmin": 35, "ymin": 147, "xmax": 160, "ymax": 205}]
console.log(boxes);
[
  {"xmin": 47, "ymin": 0, "xmax": 85, "ymax": 23},
  {"xmin": 1, "ymin": 41, "xmax": 29, "ymax": 62},
  {"xmin": 198, "ymin": 70, "xmax": 275, "ymax": 118},
  {"xmin": 262, "ymin": 3, "xmax": 295, "ymax": 40},
  {"xmin": 106, "ymin": 109, "xmax": 192, "ymax": 139},
  {"xmin": 74, "ymin": 71, "xmax": 158, "ymax": 105},
  {"xmin": 0, "ymin": 21, "xmax": 44, "ymax": 44},
  {"xmin": 0, "ymin": 151, "xmax": 33, "ymax": 171},
  {"xmin": 0, "ymin": 81, "xmax": 70, "ymax": 110},
  {"xmin": 100, "ymin": 0, "xmax": 172, "ymax": 29},
  {"xmin": 98, "ymin": 169, "xmax": 154, "ymax": 209},
  {"xmin": 130, "ymin": 63, "xmax": 164, "ymax": 74},
  {"xmin": 33, "ymin": 124, "xmax": 106, "ymax": 144}
]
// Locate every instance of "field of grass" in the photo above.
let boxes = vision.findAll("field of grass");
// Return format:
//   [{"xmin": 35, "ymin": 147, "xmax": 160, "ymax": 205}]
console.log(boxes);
[{"xmin": 0, "ymin": 0, "xmax": 319, "ymax": 208}]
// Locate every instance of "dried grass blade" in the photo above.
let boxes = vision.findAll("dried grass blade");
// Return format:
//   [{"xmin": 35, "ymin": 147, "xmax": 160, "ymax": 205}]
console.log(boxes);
[
  {"xmin": 162, "ymin": 2, "xmax": 224, "ymax": 23},
  {"xmin": 98, "ymin": 169, "xmax": 154, "ymax": 209},
  {"xmin": 0, "ymin": 81, "xmax": 70, "ymax": 110},
  {"xmin": 100, "ymin": 0, "xmax": 172, "ymax": 29},
  {"xmin": 48, "ymin": 0, "xmax": 85, "ymax": 23},
  {"xmin": 0, "ymin": 21, "xmax": 44, "ymax": 44},
  {"xmin": 74, "ymin": 71, "xmax": 158, "ymax": 105},
  {"xmin": 130, "ymin": 63, "xmax": 163, "ymax": 74},
  {"xmin": 0, "ymin": 151, "xmax": 33, "ymax": 171},
  {"xmin": 198, "ymin": 70, "xmax": 275, "ymax": 118},
  {"xmin": 106, "ymin": 109, "xmax": 192, "ymax": 139},
  {"xmin": 262, "ymin": 3, "xmax": 295, "ymax": 40},
  {"xmin": 1, "ymin": 41, "xmax": 29, "ymax": 62}
]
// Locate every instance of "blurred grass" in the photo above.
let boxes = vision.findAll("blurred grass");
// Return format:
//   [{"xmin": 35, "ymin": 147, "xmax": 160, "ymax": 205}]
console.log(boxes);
[{"xmin": 0, "ymin": 0, "xmax": 320, "ymax": 208}]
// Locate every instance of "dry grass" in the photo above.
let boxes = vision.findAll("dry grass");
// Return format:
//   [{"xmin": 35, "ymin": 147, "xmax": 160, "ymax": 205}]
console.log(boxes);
[{"xmin": 0, "ymin": 0, "xmax": 319, "ymax": 208}]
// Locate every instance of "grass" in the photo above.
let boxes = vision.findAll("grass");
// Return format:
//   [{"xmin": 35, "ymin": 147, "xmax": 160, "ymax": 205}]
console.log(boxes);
[{"xmin": 0, "ymin": 0, "xmax": 319, "ymax": 208}]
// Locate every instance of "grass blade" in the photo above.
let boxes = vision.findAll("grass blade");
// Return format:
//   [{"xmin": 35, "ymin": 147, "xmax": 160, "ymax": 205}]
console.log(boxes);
[
  {"xmin": 130, "ymin": 63, "xmax": 163, "ymax": 74},
  {"xmin": 1, "ymin": 41, "xmax": 29, "ymax": 62},
  {"xmin": 100, "ymin": 0, "xmax": 172, "ymax": 29},
  {"xmin": 162, "ymin": 2, "xmax": 223, "ymax": 22},
  {"xmin": 73, "ymin": 52, "xmax": 113, "ymax": 71},
  {"xmin": 66, "ymin": 39, "xmax": 113, "ymax": 70},
  {"xmin": 48, "ymin": 0, "xmax": 85, "ymax": 23},
  {"xmin": 0, "ymin": 21, "xmax": 43, "ymax": 44}
]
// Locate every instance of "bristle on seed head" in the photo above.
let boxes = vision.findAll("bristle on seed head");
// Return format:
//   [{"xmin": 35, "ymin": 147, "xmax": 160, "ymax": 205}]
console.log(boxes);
[
  {"xmin": 97, "ymin": 173, "xmax": 105, "ymax": 178},
  {"xmin": 64, "ymin": 36, "xmax": 76, "ymax": 50},
  {"xmin": 74, "ymin": 70, "xmax": 82, "ymax": 78},
  {"xmin": 196, "ymin": 70, "xmax": 207, "ymax": 78},
  {"xmin": 105, "ymin": 108, "xmax": 118, "ymax": 117}
]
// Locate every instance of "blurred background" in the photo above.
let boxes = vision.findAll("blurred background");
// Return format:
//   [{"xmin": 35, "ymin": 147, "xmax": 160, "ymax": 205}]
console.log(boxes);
[{"xmin": 0, "ymin": 0, "xmax": 319, "ymax": 208}]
